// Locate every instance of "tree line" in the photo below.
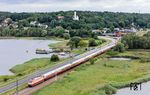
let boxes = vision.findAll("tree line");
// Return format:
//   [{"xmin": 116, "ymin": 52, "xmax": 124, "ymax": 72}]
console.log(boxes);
[
  {"xmin": 1, "ymin": 11, "xmax": 150, "ymax": 29},
  {"xmin": 121, "ymin": 32, "xmax": 150, "ymax": 49}
]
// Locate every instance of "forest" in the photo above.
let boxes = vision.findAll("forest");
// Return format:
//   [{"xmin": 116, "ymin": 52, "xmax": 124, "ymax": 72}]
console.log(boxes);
[
  {"xmin": 0, "ymin": 11, "xmax": 150, "ymax": 40},
  {"xmin": 1, "ymin": 11, "xmax": 150, "ymax": 29}
]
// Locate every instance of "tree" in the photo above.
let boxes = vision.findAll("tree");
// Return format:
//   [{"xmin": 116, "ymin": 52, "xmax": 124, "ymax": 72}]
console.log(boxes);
[
  {"xmin": 114, "ymin": 42, "xmax": 125, "ymax": 52},
  {"xmin": 67, "ymin": 36, "xmax": 81, "ymax": 49},
  {"xmin": 78, "ymin": 40, "xmax": 88, "ymax": 48},
  {"xmin": 121, "ymin": 33, "xmax": 150, "ymax": 49},
  {"xmin": 51, "ymin": 54, "xmax": 59, "ymax": 62},
  {"xmin": 89, "ymin": 38, "xmax": 97, "ymax": 47},
  {"xmin": 3, "ymin": 77, "xmax": 9, "ymax": 82},
  {"xmin": 18, "ymin": 20, "xmax": 30, "ymax": 28},
  {"xmin": 67, "ymin": 40, "xmax": 75, "ymax": 50},
  {"xmin": 51, "ymin": 27, "xmax": 65, "ymax": 37},
  {"xmin": 63, "ymin": 33, "xmax": 70, "ymax": 39}
]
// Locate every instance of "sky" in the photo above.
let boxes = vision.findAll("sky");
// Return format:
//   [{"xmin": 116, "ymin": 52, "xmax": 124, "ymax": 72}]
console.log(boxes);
[{"xmin": 0, "ymin": 0, "xmax": 150, "ymax": 13}]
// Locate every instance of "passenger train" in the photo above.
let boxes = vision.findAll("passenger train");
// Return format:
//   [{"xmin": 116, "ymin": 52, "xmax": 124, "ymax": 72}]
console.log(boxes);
[{"xmin": 28, "ymin": 39, "xmax": 117, "ymax": 87}]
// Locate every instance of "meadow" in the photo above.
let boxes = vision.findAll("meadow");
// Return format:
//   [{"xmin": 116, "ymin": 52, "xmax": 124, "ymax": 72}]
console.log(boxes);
[{"xmin": 33, "ymin": 50, "xmax": 150, "ymax": 95}]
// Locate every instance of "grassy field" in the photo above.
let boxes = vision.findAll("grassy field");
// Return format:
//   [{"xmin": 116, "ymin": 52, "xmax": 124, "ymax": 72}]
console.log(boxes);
[
  {"xmin": 33, "ymin": 50, "xmax": 150, "ymax": 95},
  {"xmin": 49, "ymin": 40, "xmax": 69, "ymax": 49},
  {"xmin": 10, "ymin": 58, "xmax": 69, "ymax": 75},
  {"xmin": 0, "ymin": 58, "xmax": 69, "ymax": 88}
]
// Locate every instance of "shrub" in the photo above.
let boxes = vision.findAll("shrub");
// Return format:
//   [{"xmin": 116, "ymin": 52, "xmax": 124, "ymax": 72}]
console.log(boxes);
[
  {"xmin": 89, "ymin": 38, "xmax": 97, "ymax": 47},
  {"xmin": 140, "ymin": 58, "xmax": 150, "ymax": 63},
  {"xmin": 114, "ymin": 42, "xmax": 125, "ymax": 52},
  {"xmin": 51, "ymin": 54, "xmax": 60, "ymax": 62},
  {"xmin": 93, "ymin": 85, "xmax": 117, "ymax": 95},
  {"xmin": 3, "ymin": 77, "xmax": 9, "ymax": 82},
  {"xmin": 63, "ymin": 33, "xmax": 70, "ymax": 39},
  {"xmin": 102, "ymin": 85, "xmax": 117, "ymax": 95},
  {"xmin": 106, "ymin": 50, "xmax": 118, "ymax": 56},
  {"xmin": 79, "ymin": 40, "xmax": 88, "ymax": 48},
  {"xmin": 90, "ymin": 59, "xmax": 95, "ymax": 65}
]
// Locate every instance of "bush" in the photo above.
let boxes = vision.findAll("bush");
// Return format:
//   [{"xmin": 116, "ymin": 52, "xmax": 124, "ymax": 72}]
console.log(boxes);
[
  {"xmin": 93, "ymin": 85, "xmax": 116, "ymax": 95},
  {"xmin": 63, "ymin": 33, "xmax": 70, "ymax": 39},
  {"xmin": 79, "ymin": 40, "xmax": 88, "ymax": 48},
  {"xmin": 3, "ymin": 77, "xmax": 9, "ymax": 82},
  {"xmin": 89, "ymin": 38, "xmax": 97, "ymax": 47},
  {"xmin": 114, "ymin": 42, "xmax": 125, "ymax": 52},
  {"xmin": 51, "ymin": 54, "xmax": 60, "ymax": 62},
  {"xmin": 102, "ymin": 85, "xmax": 117, "ymax": 95},
  {"xmin": 90, "ymin": 59, "xmax": 95, "ymax": 65},
  {"xmin": 106, "ymin": 50, "xmax": 119, "ymax": 56},
  {"xmin": 140, "ymin": 58, "xmax": 150, "ymax": 63}
]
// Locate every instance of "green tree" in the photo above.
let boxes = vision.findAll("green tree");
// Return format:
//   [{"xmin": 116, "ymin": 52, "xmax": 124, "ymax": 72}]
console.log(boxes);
[
  {"xmin": 89, "ymin": 38, "xmax": 97, "ymax": 47},
  {"xmin": 78, "ymin": 40, "xmax": 88, "ymax": 48},
  {"xmin": 114, "ymin": 42, "xmax": 125, "ymax": 52},
  {"xmin": 63, "ymin": 33, "xmax": 70, "ymax": 39},
  {"xmin": 51, "ymin": 54, "xmax": 59, "ymax": 62},
  {"xmin": 67, "ymin": 36, "xmax": 81, "ymax": 50}
]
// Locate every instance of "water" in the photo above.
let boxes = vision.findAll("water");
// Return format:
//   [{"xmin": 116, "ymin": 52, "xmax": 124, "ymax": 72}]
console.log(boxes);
[
  {"xmin": 114, "ymin": 81, "xmax": 150, "ymax": 95},
  {"xmin": 109, "ymin": 57, "xmax": 131, "ymax": 61},
  {"xmin": 0, "ymin": 39, "xmax": 59, "ymax": 75}
]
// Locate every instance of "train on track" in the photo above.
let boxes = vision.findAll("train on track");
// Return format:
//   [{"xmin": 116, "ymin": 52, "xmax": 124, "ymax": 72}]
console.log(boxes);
[{"xmin": 28, "ymin": 40, "xmax": 117, "ymax": 87}]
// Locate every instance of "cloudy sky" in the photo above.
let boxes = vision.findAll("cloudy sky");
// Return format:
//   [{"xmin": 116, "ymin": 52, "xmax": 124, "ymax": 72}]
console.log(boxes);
[{"xmin": 0, "ymin": 0, "xmax": 150, "ymax": 13}]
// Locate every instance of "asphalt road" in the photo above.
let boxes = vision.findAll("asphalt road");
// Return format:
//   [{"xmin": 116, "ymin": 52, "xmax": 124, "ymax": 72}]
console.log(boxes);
[{"xmin": 0, "ymin": 37, "xmax": 118, "ymax": 94}]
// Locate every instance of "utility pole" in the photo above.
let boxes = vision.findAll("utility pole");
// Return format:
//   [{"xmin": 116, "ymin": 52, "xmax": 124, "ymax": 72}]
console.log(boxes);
[{"xmin": 16, "ymin": 78, "xmax": 18, "ymax": 95}]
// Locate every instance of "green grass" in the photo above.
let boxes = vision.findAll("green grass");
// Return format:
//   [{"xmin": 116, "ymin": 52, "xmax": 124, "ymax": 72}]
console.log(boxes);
[
  {"xmin": 1, "ymin": 84, "xmax": 28, "ymax": 95},
  {"xmin": 33, "ymin": 50, "xmax": 150, "ymax": 95},
  {"xmin": 0, "ymin": 58, "xmax": 69, "ymax": 88},
  {"xmin": 117, "ymin": 49, "xmax": 150, "ymax": 59},
  {"xmin": 49, "ymin": 40, "xmax": 69, "ymax": 49},
  {"xmin": 10, "ymin": 58, "xmax": 54, "ymax": 74}
]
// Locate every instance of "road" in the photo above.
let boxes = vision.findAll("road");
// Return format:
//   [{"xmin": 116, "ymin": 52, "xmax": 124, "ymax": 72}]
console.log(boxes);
[{"xmin": 0, "ymin": 37, "xmax": 118, "ymax": 94}]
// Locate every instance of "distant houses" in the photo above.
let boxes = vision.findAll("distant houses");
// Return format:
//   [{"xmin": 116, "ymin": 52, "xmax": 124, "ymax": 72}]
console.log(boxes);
[
  {"xmin": 30, "ymin": 21, "xmax": 48, "ymax": 29},
  {"xmin": 0, "ymin": 18, "xmax": 18, "ymax": 28},
  {"xmin": 102, "ymin": 27, "xmax": 137, "ymax": 37},
  {"xmin": 57, "ymin": 16, "xmax": 64, "ymax": 20}
]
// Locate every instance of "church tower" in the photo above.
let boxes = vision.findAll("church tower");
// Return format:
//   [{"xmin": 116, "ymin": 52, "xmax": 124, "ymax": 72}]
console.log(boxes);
[{"xmin": 73, "ymin": 11, "xmax": 79, "ymax": 21}]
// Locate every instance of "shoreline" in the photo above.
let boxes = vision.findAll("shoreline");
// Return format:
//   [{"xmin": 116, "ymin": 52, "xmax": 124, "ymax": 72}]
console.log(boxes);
[{"xmin": 0, "ymin": 36, "xmax": 65, "ymax": 41}]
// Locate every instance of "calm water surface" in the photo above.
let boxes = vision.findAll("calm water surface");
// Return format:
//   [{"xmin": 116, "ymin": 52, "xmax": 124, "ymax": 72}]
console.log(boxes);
[
  {"xmin": 114, "ymin": 81, "xmax": 150, "ymax": 95},
  {"xmin": 109, "ymin": 57, "xmax": 131, "ymax": 61},
  {"xmin": 0, "ymin": 39, "xmax": 58, "ymax": 75}
]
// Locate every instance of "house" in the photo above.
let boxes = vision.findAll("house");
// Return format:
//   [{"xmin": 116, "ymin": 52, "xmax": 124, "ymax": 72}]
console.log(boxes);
[
  {"xmin": 0, "ymin": 18, "xmax": 18, "ymax": 28},
  {"xmin": 114, "ymin": 27, "xmax": 137, "ymax": 37},
  {"xmin": 2, "ymin": 18, "xmax": 13, "ymax": 25},
  {"xmin": 30, "ymin": 21, "xmax": 48, "ymax": 29},
  {"xmin": 92, "ymin": 29, "xmax": 103, "ymax": 34},
  {"xmin": 102, "ymin": 33, "xmax": 116, "ymax": 36},
  {"xmin": 57, "ymin": 16, "xmax": 64, "ymax": 20},
  {"xmin": 65, "ymin": 29, "xmax": 70, "ymax": 33},
  {"xmin": 30, "ymin": 21, "xmax": 38, "ymax": 26}
]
